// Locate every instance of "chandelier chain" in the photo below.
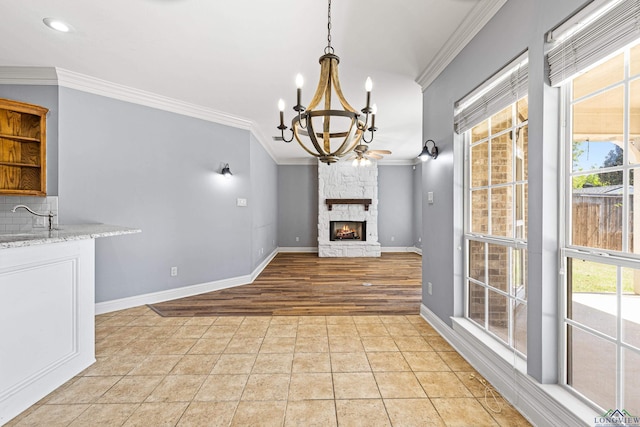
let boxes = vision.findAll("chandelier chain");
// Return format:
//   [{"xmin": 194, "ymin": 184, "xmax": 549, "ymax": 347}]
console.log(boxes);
[{"xmin": 325, "ymin": 0, "xmax": 334, "ymax": 54}]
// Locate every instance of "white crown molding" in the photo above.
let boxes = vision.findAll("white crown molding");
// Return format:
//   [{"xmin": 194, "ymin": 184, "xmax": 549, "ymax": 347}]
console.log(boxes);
[
  {"xmin": 54, "ymin": 68, "xmax": 255, "ymax": 130},
  {"xmin": 416, "ymin": 0, "xmax": 508, "ymax": 91},
  {"xmin": 0, "ymin": 66, "xmax": 281, "ymax": 164},
  {"xmin": 0, "ymin": 67, "xmax": 58, "ymax": 85}
]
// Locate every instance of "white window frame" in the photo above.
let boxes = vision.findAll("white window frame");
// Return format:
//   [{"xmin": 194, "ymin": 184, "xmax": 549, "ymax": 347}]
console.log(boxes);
[
  {"xmin": 463, "ymin": 98, "xmax": 529, "ymax": 359},
  {"xmin": 559, "ymin": 42, "xmax": 640, "ymax": 411}
]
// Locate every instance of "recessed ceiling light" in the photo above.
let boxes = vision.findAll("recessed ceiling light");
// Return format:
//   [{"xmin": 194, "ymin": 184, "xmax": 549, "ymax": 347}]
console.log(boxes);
[{"xmin": 43, "ymin": 18, "xmax": 72, "ymax": 33}]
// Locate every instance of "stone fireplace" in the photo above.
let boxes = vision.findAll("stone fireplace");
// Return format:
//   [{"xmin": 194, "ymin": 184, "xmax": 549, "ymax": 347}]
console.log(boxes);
[{"xmin": 318, "ymin": 161, "xmax": 381, "ymax": 257}]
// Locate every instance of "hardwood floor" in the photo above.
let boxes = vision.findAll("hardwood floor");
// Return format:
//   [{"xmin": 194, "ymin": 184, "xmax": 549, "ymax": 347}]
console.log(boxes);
[{"xmin": 149, "ymin": 252, "xmax": 422, "ymax": 316}]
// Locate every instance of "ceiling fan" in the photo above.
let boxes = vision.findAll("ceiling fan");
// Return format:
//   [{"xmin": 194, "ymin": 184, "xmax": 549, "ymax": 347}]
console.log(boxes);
[{"xmin": 346, "ymin": 144, "xmax": 391, "ymax": 166}]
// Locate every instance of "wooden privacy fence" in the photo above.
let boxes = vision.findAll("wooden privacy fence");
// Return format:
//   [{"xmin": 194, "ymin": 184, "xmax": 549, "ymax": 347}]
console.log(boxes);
[{"xmin": 572, "ymin": 194, "xmax": 630, "ymax": 251}]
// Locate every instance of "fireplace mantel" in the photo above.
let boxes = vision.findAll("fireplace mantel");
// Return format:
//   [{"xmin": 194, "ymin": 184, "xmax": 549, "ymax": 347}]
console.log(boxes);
[{"xmin": 325, "ymin": 198, "xmax": 372, "ymax": 211}]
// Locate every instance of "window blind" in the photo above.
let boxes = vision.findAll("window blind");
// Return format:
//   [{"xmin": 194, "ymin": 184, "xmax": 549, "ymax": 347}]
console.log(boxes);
[
  {"xmin": 547, "ymin": 0, "xmax": 640, "ymax": 87},
  {"xmin": 453, "ymin": 53, "xmax": 528, "ymax": 134}
]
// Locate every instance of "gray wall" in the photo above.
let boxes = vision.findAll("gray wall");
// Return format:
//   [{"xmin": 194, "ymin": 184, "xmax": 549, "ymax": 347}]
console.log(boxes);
[
  {"xmin": 378, "ymin": 165, "xmax": 415, "ymax": 247},
  {"xmin": 57, "ymin": 87, "xmax": 261, "ymax": 302},
  {"xmin": 250, "ymin": 133, "xmax": 278, "ymax": 267},
  {"xmin": 277, "ymin": 165, "xmax": 318, "ymax": 247},
  {"xmin": 0, "ymin": 85, "xmax": 59, "ymax": 195},
  {"xmin": 413, "ymin": 162, "xmax": 422, "ymax": 249},
  {"xmin": 421, "ymin": 0, "xmax": 588, "ymax": 383}
]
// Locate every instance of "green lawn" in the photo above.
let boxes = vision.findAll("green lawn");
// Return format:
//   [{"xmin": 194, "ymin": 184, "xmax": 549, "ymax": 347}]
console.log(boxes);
[{"xmin": 571, "ymin": 259, "xmax": 635, "ymax": 293}]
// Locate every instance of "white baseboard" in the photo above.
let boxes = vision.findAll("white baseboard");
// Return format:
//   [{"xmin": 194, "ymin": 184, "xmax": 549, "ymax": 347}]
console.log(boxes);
[
  {"xmin": 95, "ymin": 275, "xmax": 252, "ymax": 315},
  {"xmin": 381, "ymin": 246, "xmax": 422, "ymax": 254},
  {"xmin": 251, "ymin": 249, "xmax": 278, "ymax": 281},
  {"xmin": 420, "ymin": 304, "xmax": 597, "ymax": 427},
  {"xmin": 277, "ymin": 247, "xmax": 318, "ymax": 253}
]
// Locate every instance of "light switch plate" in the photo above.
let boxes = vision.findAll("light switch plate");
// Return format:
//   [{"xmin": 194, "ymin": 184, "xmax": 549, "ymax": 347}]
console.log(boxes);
[
  {"xmin": 237, "ymin": 198, "xmax": 247, "ymax": 207},
  {"xmin": 427, "ymin": 192, "xmax": 434, "ymax": 204}
]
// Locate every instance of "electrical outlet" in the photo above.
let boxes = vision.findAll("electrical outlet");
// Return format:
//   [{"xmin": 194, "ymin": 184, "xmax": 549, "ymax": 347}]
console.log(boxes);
[
  {"xmin": 170, "ymin": 266, "xmax": 178, "ymax": 277},
  {"xmin": 295, "ymin": 236, "xmax": 300, "ymax": 242},
  {"xmin": 428, "ymin": 282, "xmax": 433, "ymax": 295},
  {"xmin": 391, "ymin": 236, "xmax": 395, "ymax": 242}
]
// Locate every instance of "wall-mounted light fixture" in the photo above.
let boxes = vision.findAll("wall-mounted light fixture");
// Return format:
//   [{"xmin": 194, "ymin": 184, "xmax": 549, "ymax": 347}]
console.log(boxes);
[
  {"xmin": 418, "ymin": 139, "xmax": 438, "ymax": 161},
  {"xmin": 221, "ymin": 163, "xmax": 233, "ymax": 178}
]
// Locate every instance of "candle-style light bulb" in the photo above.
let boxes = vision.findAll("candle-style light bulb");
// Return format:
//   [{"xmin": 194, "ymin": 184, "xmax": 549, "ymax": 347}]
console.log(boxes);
[
  {"xmin": 371, "ymin": 103, "xmax": 377, "ymax": 129},
  {"xmin": 278, "ymin": 99, "xmax": 285, "ymax": 127},
  {"xmin": 295, "ymin": 74, "xmax": 303, "ymax": 108},
  {"xmin": 364, "ymin": 77, "xmax": 373, "ymax": 110}
]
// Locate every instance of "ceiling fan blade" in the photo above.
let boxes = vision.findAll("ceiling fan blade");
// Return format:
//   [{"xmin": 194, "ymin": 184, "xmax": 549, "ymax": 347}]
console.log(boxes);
[
  {"xmin": 368, "ymin": 153, "xmax": 384, "ymax": 159},
  {"xmin": 369, "ymin": 150, "xmax": 392, "ymax": 155}
]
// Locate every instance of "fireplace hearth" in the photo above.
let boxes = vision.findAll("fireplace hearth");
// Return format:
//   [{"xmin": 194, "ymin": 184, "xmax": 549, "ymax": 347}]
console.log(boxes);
[{"xmin": 330, "ymin": 221, "xmax": 366, "ymax": 241}]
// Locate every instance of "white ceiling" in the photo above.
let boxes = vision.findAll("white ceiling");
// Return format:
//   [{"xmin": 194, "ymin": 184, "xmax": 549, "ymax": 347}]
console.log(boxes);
[{"xmin": 0, "ymin": 0, "xmax": 505, "ymax": 164}]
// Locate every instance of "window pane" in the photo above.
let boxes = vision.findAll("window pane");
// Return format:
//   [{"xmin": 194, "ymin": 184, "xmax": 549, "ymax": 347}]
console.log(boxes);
[
  {"xmin": 487, "ymin": 244, "xmax": 508, "ymax": 292},
  {"xmin": 471, "ymin": 189, "xmax": 488, "ymax": 234},
  {"xmin": 491, "ymin": 106, "xmax": 512, "ymax": 135},
  {"xmin": 513, "ymin": 301, "xmax": 527, "ymax": 356},
  {"xmin": 630, "ymin": 43, "xmax": 640, "ymax": 78},
  {"xmin": 516, "ymin": 97, "xmax": 528, "ymax": 124},
  {"xmin": 488, "ymin": 290, "xmax": 509, "ymax": 344},
  {"xmin": 491, "ymin": 186, "xmax": 513, "ymax": 238},
  {"xmin": 630, "ymin": 78, "xmax": 640, "ymax": 160},
  {"xmin": 572, "ymin": 87, "xmax": 624, "ymax": 167},
  {"xmin": 472, "ymin": 119, "xmax": 488, "ymax": 143},
  {"xmin": 621, "ymin": 266, "xmax": 640, "ymax": 349},
  {"xmin": 568, "ymin": 326, "xmax": 616, "ymax": 411},
  {"xmin": 572, "ymin": 171, "xmax": 624, "ymax": 250},
  {"xmin": 468, "ymin": 240, "xmax": 485, "ymax": 283},
  {"xmin": 630, "ymin": 169, "xmax": 637, "ymax": 253},
  {"xmin": 468, "ymin": 282, "xmax": 485, "ymax": 326},
  {"xmin": 471, "ymin": 142, "xmax": 488, "ymax": 187},
  {"xmin": 512, "ymin": 248, "xmax": 527, "ymax": 300},
  {"xmin": 568, "ymin": 258, "xmax": 617, "ymax": 338},
  {"xmin": 623, "ymin": 348, "xmax": 640, "ymax": 415},
  {"xmin": 491, "ymin": 133, "xmax": 513, "ymax": 185},
  {"xmin": 516, "ymin": 125, "xmax": 528, "ymax": 181},
  {"xmin": 573, "ymin": 53, "xmax": 624, "ymax": 100},
  {"xmin": 515, "ymin": 183, "xmax": 527, "ymax": 240},
  {"xmin": 572, "ymin": 141, "xmax": 623, "ymax": 173}
]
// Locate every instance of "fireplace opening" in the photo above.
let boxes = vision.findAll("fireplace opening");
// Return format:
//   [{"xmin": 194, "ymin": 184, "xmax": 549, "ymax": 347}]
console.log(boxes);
[{"xmin": 330, "ymin": 221, "xmax": 366, "ymax": 241}]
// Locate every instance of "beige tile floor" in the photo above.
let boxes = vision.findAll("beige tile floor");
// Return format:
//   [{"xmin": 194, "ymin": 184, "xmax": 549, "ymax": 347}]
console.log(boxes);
[{"xmin": 7, "ymin": 306, "xmax": 532, "ymax": 426}]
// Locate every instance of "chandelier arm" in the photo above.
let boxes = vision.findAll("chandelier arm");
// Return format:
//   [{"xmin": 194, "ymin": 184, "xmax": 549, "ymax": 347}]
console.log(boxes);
[
  {"xmin": 361, "ymin": 128, "xmax": 374, "ymax": 144},
  {"xmin": 297, "ymin": 110, "xmax": 308, "ymax": 130},
  {"xmin": 306, "ymin": 58, "xmax": 332, "ymax": 111},
  {"xmin": 329, "ymin": 58, "xmax": 358, "ymax": 113},
  {"xmin": 281, "ymin": 128, "xmax": 295, "ymax": 143}
]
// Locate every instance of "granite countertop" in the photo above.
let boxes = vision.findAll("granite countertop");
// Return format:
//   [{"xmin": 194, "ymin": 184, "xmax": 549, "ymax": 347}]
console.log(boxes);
[{"xmin": 0, "ymin": 224, "xmax": 141, "ymax": 249}]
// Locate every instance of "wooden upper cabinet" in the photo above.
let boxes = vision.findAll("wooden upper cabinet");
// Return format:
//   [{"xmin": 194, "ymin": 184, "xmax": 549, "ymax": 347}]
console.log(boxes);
[{"xmin": 0, "ymin": 98, "xmax": 48, "ymax": 196}]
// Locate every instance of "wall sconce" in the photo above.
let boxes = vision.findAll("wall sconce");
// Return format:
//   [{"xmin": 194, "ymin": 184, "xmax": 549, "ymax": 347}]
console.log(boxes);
[
  {"xmin": 418, "ymin": 139, "xmax": 438, "ymax": 161},
  {"xmin": 221, "ymin": 163, "xmax": 233, "ymax": 178}
]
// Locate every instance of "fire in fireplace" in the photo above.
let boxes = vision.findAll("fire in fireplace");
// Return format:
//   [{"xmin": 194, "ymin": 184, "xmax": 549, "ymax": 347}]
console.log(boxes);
[{"xmin": 330, "ymin": 221, "xmax": 366, "ymax": 241}]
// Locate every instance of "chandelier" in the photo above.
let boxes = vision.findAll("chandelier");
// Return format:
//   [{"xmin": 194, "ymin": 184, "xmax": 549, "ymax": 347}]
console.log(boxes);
[{"xmin": 277, "ymin": 0, "xmax": 377, "ymax": 164}]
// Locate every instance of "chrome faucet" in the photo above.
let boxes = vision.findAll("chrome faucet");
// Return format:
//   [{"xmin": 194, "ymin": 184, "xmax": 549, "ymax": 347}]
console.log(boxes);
[{"xmin": 11, "ymin": 204, "xmax": 56, "ymax": 231}]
